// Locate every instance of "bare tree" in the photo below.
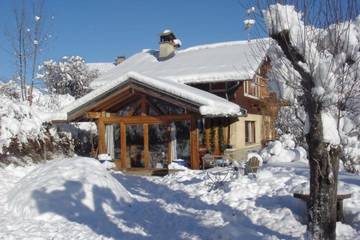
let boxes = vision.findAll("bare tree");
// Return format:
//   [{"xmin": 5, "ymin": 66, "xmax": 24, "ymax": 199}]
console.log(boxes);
[
  {"xmin": 243, "ymin": 0, "xmax": 360, "ymax": 239},
  {"xmin": 5, "ymin": 0, "xmax": 50, "ymax": 103},
  {"xmin": 28, "ymin": 0, "xmax": 46, "ymax": 105},
  {"xmin": 13, "ymin": 2, "xmax": 28, "ymax": 101}
]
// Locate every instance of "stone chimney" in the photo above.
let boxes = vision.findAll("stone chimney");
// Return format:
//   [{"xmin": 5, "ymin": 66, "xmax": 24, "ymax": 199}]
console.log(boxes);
[
  {"xmin": 159, "ymin": 29, "xmax": 181, "ymax": 60},
  {"xmin": 114, "ymin": 56, "xmax": 126, "ymax": 65}
]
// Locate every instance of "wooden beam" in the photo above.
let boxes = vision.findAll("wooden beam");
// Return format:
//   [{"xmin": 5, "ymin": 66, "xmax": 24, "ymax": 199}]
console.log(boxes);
[
  {"xmin": 214, "ymin": 121, "xmax": 220, "ymax": 155},
  {"xmin": 120, "ymin": 122, "xmax": 127, "ymax": 168},
  {"xmin": 102, "ymin": 114, "xmax": 192, "ymax": 125},
  {"xmin": 147, "ymin": 97, "xmax": 165, "ymax": 115},
  {"xmin": 97, "ymin": 119, "xmax": 106, "ymax": 154},
  {"xmin": 107, "ymin": 95, "xmax": 141, "ymax": 113},
  {"xmin": 224, "ymin": 119, "xmax": 230, "ymax": 146},
  {"xmin": 190, "ymin": 116, "xmax": 200, "ymax": 169},
  {"xmin": 140, "ymin": 95, "xmax": 147, "ymax": 116},
  {"xmin": 127, "ymin": 99, "xmax": 142, "ymax": 116},
  {"xmin": 114, "ymin": 124, "xmax": 122, "ymax": 169},
  {"xmin": 86, "ymin": 112, "xmax": 101, "ymax": 119},
  {"xmin": 131, "ymin": 85, "xmax": 199, "ymax": 113},
  {"xmin": 67, "ymin": 87, "xmax": 132, "ymax": 121},
  {"xmin": 205, "ymin": 119, "xmax": 211, "ymax": 150},
  {"xmin": 94, "ymin": 92, "xmax": 134, "ymax": 112},
  {"xmin": 143, "ymin": 123, "xmax": 149, "ymax": 168},
  {"xmin": 167, "ymin": 123, "xmax": 172, "ymax": 165},
  {"xmin": 90, "ymin": 87, "xmax": 132, "ymax": 112}
]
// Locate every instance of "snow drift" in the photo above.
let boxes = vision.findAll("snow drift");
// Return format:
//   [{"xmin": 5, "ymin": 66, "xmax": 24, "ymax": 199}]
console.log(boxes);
[
  {"xmin": 0, "ymin": 156, "xmax": 359, "ymax": 239},
  {"xmin": 6, "ymin": 157, "xmax": 132, "ymax": 221},
  {"xmin": 261, "ymin": 134, "xmax": 307, "ymax": 163}
]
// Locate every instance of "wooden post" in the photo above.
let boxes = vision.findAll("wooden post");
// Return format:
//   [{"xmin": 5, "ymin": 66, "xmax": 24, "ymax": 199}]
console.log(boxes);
[
  {"xmin": 190, "ymin": 116, "xmax": 200, "ymax": 169},
  {"xmin": 205, "ymin": 119, "xmax": 211, "ymax": 150},
  {"xmin": 222, "ymin": 119, "xmax": 228, "ymax": 146},
  {"xmin": 114, "ymin": 122, "xmax": 122, "ymax": 170},
  {"xmin": 120, "ymin": 122, "xmax": 127, "ymax": 169},
  {"xmin": 97, "ymin": 119, "xmax": 106, "ymax": 154},
  {"xmin": 166, "ymin": 122, "xmax": 171, "ymax": 166},
  {"xmin": 214, "ymin": 119, "xmax": 220, "ymax": 155},
  {"xmin": 140, "ymin": 95, "xmax": 147, "ymax": 116},
  {"xmin": 143, "ymin": 123, "xmax": 149, "ymax": 168},
  {"xmin": 226, "ymin": 118, "xmax": 231, "ymax": 146}
]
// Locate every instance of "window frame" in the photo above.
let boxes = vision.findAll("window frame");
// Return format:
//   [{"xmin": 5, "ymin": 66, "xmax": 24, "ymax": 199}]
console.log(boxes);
[
  {"xmin": 245, "ymin": 121, "xmax": 256, "ymax": 144},
  {"xmin": 244, "ymin": 76, "xmax": 261, "ymax": 99}
]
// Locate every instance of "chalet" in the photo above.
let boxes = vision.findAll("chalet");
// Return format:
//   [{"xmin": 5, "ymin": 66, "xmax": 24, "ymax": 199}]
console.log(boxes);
[{"xmin": 53, "ymin": 30, "xmax": 278, "ymax": 170}]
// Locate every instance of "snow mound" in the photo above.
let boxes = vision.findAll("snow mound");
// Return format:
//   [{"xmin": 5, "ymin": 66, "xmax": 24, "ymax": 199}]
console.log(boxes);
[
  {"xmin": 168, "ymin": 159, "xmax": 188, "ymax": 170},
  {"xmin": 261, "ymin": 134, "xmax": 307, "ymax": 163},
  {"xmin": 336, "ymin": 222, "xmax": 358, "ymax": 239},
  {"xmin": 6, "ymin": 157, "xmax": 132, "ymax": 221}
]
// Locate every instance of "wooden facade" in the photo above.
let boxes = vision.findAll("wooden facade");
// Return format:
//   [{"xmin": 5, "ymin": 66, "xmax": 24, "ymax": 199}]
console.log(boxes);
[
  {"xmin": 190, "ymin": 61, "xmax": 282, "ymax": 144},
  {"xmin": 66, "ymin": 80, "xmax": 216, "ymax": 170},
  {"xmin": 63, "ymin": 60, "xmax": 281, "ymax": 170},
  {"xmin": 94, "ymin": 113, "xmax": 199, "ymax": 170}
]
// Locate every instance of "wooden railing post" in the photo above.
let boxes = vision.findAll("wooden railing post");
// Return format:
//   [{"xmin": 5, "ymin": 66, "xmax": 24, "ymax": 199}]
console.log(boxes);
[
  {"xmin": 97, "ymin": 119, "xmax": 106, "ymax": 155},
  {"xmin": 143, "ymin": 123, "xmax": 149, "ymax": 168},
  {"xmin": 120, "ymin": 122, "xmax": 127, "ymax": 169},
  {"xmin": 190, "ymin": 116, "xmax": 200, "ymax": 169}
]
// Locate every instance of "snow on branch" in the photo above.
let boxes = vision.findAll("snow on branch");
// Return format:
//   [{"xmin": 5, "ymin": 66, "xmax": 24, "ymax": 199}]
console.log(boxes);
[{"xmin": 263, "ymin": 3, "xmax": 360, "ymax": 146}]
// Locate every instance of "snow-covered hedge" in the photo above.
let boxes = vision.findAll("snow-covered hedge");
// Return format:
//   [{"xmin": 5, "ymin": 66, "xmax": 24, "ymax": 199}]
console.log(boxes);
[
  {"xmin": 260, "ymin": 134, "xmax": 308, "ymax": 164},
  {"xmin": 0, "ymin": 81, "xmax": 75, "ymax": 164}
]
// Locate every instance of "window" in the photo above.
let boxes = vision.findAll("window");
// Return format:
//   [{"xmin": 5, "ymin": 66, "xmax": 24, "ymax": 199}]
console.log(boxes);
[
  {"xmin": 244, "ymin": 76, "xmax": 261, "ymax": 99},
  {"xmin": 245, "ymin": 121, "xmax": 256, "ymax": 144}
]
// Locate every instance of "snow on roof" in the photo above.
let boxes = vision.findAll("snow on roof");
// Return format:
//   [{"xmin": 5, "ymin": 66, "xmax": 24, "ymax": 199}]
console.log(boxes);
[
  {"xmin": 162, "ymin": 29, "xmax": 172, "ymax": 34},
  {"xmin": 90, "ymin": 38, "xmax": 270, "ymax": 88},
  {"xmin": 53, "ymin": 72, "xmax": 245, "ymax": 121},
  {"xmin": 87, "ymin": 62, "xmax": 115, "ymax": 75},
  {"xmin": 173, "ymin": 38, "xmax": 182, "ymax": 47}
]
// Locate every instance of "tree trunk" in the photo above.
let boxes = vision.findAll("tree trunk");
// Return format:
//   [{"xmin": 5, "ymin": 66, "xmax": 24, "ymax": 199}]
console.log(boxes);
[
  {"xmin": 271, "ymin": 30, "xmax": 341, "ymax": 240},
  {"xmin": 307, "ymin": 111, "xmax": 340, "ymax": 240}
]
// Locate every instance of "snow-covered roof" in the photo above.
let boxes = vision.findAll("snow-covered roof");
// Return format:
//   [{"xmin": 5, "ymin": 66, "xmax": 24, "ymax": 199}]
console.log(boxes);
[
  {"xmin": 53, "ymin": 72, "xmax": 245, "ymax": 121},
  {"xmin": 90, "ymin": 38, "xmax": 270, "ymax": 88},
  {"xmin": 87, "ymin": 62, "xmax": 115, "ymax": 75}
]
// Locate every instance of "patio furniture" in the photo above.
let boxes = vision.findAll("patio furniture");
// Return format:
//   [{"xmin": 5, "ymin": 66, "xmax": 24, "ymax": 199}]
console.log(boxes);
[
  {"xmin": 244, "ymin": 156, "xmax": 260, "ymax": 175},
  {"xmin": 201, "ymin": 154, "xmax": 215, "ymax": 169},
  {"xmin": 293, "ymin": 192, "xmax": 352, "ymax": 222},
  {"xmin": 205, "ymin": 166, "xmax": 239, "ymax": 191}
]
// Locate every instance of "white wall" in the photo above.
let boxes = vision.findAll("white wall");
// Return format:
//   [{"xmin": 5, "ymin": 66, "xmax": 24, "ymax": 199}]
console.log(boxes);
[{"xmin": 229, "ymin": 114, "xmax": 263, "ymax": 150}]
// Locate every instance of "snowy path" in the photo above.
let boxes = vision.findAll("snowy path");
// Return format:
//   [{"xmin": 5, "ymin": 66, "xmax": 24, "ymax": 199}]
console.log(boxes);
[
  {"xmin": 111, "ymin": 170, "xmax": 304, "ymax": 240},
  {"xmin": 0, "ymin": 158, "xmax": 359, "ymax": 240}
]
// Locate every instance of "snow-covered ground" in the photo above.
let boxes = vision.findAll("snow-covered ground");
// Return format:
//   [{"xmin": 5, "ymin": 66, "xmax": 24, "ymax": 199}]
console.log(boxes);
[{"xmin": 0, "ymin": 157, "xmax": 359, "ymax": 240}]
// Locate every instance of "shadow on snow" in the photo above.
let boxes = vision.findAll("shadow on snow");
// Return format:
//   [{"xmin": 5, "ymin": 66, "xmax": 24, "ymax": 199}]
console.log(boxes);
[{"xmin": 31, "ymin": 173, "xmax": 300, "ymax": 239}]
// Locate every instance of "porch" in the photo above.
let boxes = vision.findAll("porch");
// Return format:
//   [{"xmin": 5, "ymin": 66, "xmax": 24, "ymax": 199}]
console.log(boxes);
[{"xmin": 55, "ymin": 73, "xmax": 244, "ymax": 170}]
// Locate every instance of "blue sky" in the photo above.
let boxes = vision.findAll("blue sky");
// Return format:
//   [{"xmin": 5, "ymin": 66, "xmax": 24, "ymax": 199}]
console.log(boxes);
[{"xmin": 0, "ymin": 0, "xmax": 262, "ymax": 81}]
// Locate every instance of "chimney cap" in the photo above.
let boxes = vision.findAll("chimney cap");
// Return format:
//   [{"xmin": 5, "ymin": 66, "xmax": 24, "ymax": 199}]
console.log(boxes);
[
  {"xmin": 161, "ymin": 29, "xmax": 172, "ymax": 35},
  {"xmin": 114, "ymin": 55, "xmax": 126, "ymax": 65},
  {"xmin": 160, "ymin": 29, "xmax": 177, "ymax": 44}
]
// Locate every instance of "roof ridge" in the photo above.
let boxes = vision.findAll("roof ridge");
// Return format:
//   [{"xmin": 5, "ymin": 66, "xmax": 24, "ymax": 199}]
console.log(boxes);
[{"xmin": 178, "ymin": 38, "xmax": 270, "ymax": 53}]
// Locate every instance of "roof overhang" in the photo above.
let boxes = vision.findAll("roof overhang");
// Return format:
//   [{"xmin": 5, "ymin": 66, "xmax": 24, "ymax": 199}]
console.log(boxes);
[{"xmin": 50, "ymin": 72, "xmax": 246, "ymax": 122}]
